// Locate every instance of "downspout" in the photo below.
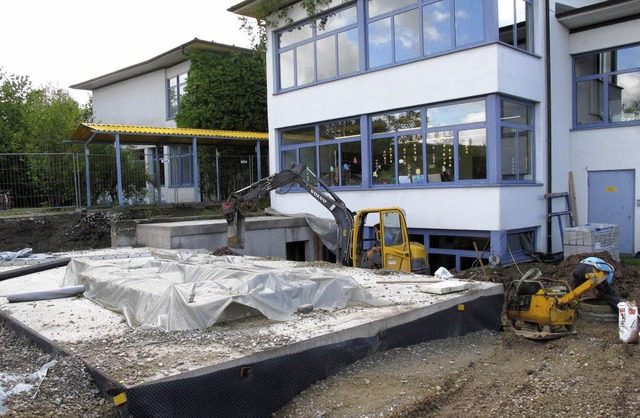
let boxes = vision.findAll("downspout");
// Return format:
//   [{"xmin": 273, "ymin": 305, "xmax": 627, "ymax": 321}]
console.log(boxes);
[{"xmin": 545, "ymin": 0, "xmax": 553, "ymax": 253}]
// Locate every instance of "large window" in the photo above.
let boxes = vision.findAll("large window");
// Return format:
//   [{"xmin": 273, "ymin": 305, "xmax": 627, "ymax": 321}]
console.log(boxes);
[
  {"xmin": 169, "ymin": 145, "xmax": 193, "ymax": 187},
  {"xmin": 371, "ymin": 100, "xmax": 487, "ymax": 185},
  {"xmin": 275, "ymin": 1, "xmax": 534, "ymax": 92},
  {"xmin": 277, "ymin": 5, "xmax": 359, "ymax": 90},
  {"xmin": 500, "ymin": 99, "xmax": 534, "ymax": 182},
  {"xmin": 498, "ymin": 0, "xmax": 533, "ymax": 52},
  {"xmin": 279, "ymin": 96, "xmax": 534, "ymax": 188},
  {"xmin": 574, "ymin": 44, "xmax": 640, "ymax": 127},
  {"xmin": 280, "ymin": 118, "xmax": 362, "ymax": 187},
  {"xmin": 367, "ymin": 0, "xmax": 484, "ymax": 68},
  {"xmin": 167, "ymin": 73, "xmax": 187, "ymax": 120}
]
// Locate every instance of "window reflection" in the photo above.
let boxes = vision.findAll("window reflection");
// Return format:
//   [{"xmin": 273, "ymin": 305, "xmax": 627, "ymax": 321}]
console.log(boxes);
[
  {"xmin": 277, "ymin": 5, "xmax": 359, "ymax": 89},
  {"xmin": 338, "ymin": 29, "xmax": 359, "ymax": 75},
  {"xmin": 423, "ymin": 0, "xmax": 452, "ymax": 55},
  {"xmin": 368, "ymin": 0, "xmax": 417, "ymax": 19},
  {"xmin": 458, "ymin": 128, "xmax": 487, "ymax": 180},
  {"xmin": 394, "ymin": 9, "xmax": 420, "ymax": 62},
  {"xmin": 427, "ymin": 131, "xmax": 454, "ymax": 182},
  {"xmin": 317, "ymin": 36, "xmax": 337, "ymax": 81},
  {"xmin": 368, "ymin": 18, "xmax": 392, "ymax": 68},
  {"xmin": 427, "ymin": 100, "xmax": 486, "ymax": 127},
  {"xmin": 575, "ymin": 44, "xmax": 640, "ymax": 126},
  {"xmin": 609, "ymin": 73, "xmax": 640, "ymax": 123},
  {"xmin": 455, "ymin": 0, "xmax": 484, "ymax": 46}
]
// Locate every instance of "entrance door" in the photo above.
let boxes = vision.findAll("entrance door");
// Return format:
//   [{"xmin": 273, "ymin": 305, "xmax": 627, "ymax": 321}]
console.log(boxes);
[{"xmin": 588, "ymin": 170, "xmax": 635, "ymax": 254}]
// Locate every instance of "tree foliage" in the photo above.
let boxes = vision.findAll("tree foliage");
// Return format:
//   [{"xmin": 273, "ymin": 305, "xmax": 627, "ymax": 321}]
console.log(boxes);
[
  {"xmin": 239, "ymin": 0, "xmax": 337, "ymax": 51},
  {"xmin": 175, "ymin": 50, "xmax": 267, "ymax": 132}
]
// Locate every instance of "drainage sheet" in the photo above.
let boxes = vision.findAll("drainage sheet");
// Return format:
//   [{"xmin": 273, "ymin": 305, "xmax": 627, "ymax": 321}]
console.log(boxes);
[{"xmin": 62, "ymin": 250, "xmax": 379, "ymax": 331}]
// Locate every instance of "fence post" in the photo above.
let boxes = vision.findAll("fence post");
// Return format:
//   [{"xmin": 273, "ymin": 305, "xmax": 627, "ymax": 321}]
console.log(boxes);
[
  {"xmin": 215, "ymin": 147, "xmax": 221, "ymax": 202},
  {"xmin": 85, "ymin": 145, "xmax": 92, "ymax": 207},
  {"xmin": 115, "ymin": 133, "xmax": 124, "ymax": 206},
  {"xmin": 192, "ymin": 137, "xmax": 200, "ymax": 203}
]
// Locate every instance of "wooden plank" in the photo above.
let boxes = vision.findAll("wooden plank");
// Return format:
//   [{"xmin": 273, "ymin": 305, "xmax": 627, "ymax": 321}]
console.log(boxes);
[{"xmin": 569, "ymin": 171, "xmax": 579, "ymax": 226}]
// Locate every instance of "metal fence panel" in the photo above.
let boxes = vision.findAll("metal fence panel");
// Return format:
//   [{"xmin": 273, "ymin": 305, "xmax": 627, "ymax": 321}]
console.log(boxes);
[
  {"xmin": 0, "ymin": 152, "xmax": 269, "ymax": 210},
  {"xmin": 0, "ymin": 153, "xmax": 80, "ymax": 210}
]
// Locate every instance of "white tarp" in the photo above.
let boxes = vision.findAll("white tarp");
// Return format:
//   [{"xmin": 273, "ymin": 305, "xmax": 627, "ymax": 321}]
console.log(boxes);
[{"xmin": 62, "ymin": 250, "xmax": 380, "ymax": 331}]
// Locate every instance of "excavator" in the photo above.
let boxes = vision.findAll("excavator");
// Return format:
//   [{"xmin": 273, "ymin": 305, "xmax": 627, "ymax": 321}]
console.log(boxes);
[
  {"xmin": 222, "ymin": 164, "xmax": 429, "ymax": 274},
  {"xmin": 505, "ymin": 259, "xmax": 615, "ymax": 340}
]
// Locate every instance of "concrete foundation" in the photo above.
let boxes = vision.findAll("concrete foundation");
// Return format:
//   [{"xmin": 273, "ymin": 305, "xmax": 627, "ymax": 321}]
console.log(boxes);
[
  {"xmin": 113, "ymin": 215, "xmax": 318, "ymax": 260},
  {"xmin": 0, "ymin": 249, "xmax": 503, "ymax": 417}
]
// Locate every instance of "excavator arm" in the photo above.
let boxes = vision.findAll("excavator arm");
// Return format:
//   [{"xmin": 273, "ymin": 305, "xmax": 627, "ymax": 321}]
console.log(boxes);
[{"xmin": 223, "ymin": 164, "xmax": 355, "ymax": 265}]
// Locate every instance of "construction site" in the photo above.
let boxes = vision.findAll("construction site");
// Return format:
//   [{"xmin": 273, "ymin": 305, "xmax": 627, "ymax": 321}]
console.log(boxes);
[{"xmin": 0, "ymin": 190, "xmax": 640, "ymax": 417}]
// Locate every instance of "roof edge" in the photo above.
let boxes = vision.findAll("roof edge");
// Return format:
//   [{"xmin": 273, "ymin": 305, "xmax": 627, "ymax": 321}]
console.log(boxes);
[{"xmin": 71, "ymin": 38, "xmax": 252, "ymax": 91}]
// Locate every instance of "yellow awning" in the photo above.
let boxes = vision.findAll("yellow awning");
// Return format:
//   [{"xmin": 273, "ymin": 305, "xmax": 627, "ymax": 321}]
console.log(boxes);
[{"xmin": 68, "ymin": 123, "xmax": 269, "ymax": 146}]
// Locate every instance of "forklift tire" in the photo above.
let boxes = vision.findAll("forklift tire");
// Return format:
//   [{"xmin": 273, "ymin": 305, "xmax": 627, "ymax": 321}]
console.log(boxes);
[{"xmin": 577, "ymin": 298, "xmax": 618, "ymax": 323}]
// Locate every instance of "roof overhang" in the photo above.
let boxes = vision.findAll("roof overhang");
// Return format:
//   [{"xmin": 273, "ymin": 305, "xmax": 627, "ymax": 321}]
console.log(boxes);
[
  {"xmin": 67, "ymin": 123, "xmax": 268, "ymax": 147},
  {"xmin": 70, "ymin": 39, "xmax": 252, "ymax": 91},
  {"xmin": 228, "ymin": 0, "xmax": 300, "ymax": 18},
  {"xmin": 556, "ymin": 0, "xmax": 640, "ymax": 31}
]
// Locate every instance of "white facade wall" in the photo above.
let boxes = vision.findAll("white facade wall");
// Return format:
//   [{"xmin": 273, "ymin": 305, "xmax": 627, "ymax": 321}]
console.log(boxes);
[
  {"xmin": 566, "ymin": 20, "xmax": 640, "ymax": 252},
  {"xmin": 265, "ymin": 0, "xmax": 550, "ymax": 251}
]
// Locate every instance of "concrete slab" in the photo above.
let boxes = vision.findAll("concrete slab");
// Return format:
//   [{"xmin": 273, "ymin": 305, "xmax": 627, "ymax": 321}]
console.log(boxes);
[
  {"xmin": 420, "ymin": 280, "xmax": 474, "ymax": 294},
  {"xmin": 0, "ymin": 248, "xmax": 503, "ymax": 417}
]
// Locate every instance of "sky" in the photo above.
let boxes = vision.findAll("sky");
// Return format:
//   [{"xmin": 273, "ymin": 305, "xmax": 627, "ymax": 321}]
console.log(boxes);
[{"xmin": 0, "ymin": 0, "xmax": 253, "ymax": 104}]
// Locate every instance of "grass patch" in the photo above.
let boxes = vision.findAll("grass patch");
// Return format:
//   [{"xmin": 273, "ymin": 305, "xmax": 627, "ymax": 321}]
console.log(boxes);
[{"xmin": 622, "ymin": 256, "xmax": 640, "ymax": 267}]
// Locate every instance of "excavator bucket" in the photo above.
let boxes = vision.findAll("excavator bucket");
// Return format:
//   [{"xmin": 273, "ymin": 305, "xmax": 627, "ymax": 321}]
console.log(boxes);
[{"xmin": 222, "ymin": 201, "xmax": 245, "ymax": 249}]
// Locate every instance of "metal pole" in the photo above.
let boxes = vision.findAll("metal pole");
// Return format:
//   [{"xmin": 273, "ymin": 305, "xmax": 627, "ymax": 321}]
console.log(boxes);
[
  {"xmin": 256, "ymin": 140, "xmax": 262, "ymax": 181},
  {"xmin": 192, "ymin": 137, "xmax": 200, "ymax": 203},
  {"xmin": 115, "ymin": 133, "xmax": 124, "ymax": 206},
  {"xmin": 85, "ymin": 144, "xmax": 91, "ymax": 207},
  {"xmin": 154, "ymin": 145, "xmax": 162, "ymax": 204},
  {"xmin": 215, "ymin": 147, "xmax": 221, "ymax": 202}
]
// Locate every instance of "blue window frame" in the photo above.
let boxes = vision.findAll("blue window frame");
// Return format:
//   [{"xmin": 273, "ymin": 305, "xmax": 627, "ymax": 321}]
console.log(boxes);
[
  {"xmin": 277, "ymin": 5, "xmax": 359, "ymax": 90},
  {"xmin": 366, "ymin": 0, "xmax": 485, "ymax": 69},
  {"xmin": 274, "ymin": 1, "xmax": 535, "ymax": 92},
  {"xmin": 499, "ymin": 98, "xmax": 534, "ymax": 182},
  {"xmin": 370, "ymin": 99, "xmax": 487, "ymax": 185},
  {"xmin": 279, "ymin": 95, "xmax": 536, "ymax": 188},
  {"xmin": 498, "ymin": 0, "xmax": 534, "ymax": 52},
  {"xmin": 167, "ymin": 73, "xmax": 187, "ymax": 120},
  {"xmin": 280, "ymin": 118, "xmax": 363, "ymax": 187},
  {"xmin": 574, "ymin": 43, "xmax": 640, "ymax": 128},
  {"xmin": 169, "ymin": 145, "xmax": 193, "ymax": 187}
]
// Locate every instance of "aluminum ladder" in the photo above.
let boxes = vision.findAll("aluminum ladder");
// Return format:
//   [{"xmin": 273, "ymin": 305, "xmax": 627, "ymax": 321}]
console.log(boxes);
[{"xmin": 545, "ymin": 192, "xmax": 576, "ymax": 243}]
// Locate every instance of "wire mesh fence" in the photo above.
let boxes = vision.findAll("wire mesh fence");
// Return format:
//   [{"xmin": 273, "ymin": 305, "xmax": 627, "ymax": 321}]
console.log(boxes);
[{"xmin": 0, "ymin": 152, "xmax": 269, "ymax": 210}]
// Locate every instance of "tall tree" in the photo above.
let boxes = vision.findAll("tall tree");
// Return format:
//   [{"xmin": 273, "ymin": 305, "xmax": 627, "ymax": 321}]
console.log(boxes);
[
  {"xmin": 175, "ymin": 50, "xmax": 267, "ymax": 132},
  {"xmin": 0, "ymin": 69, "xmax": 31, "ymax": 152}
]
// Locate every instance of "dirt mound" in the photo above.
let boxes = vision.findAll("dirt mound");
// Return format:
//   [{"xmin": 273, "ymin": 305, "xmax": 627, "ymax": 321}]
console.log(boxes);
[{"xmin": 457, "ymin": 251, "xmax": 640, "ymax": 301}]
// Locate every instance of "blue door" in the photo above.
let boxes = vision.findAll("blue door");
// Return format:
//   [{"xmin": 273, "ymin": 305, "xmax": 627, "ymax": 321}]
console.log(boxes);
[{"xmin": 588, "ymin": 170, "xmax": 635, "ymax": 254}]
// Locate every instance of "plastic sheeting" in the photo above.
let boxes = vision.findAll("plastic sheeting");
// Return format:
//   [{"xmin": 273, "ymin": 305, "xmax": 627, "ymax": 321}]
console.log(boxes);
[{"xmin": 62, "ymin": 250, "xmax": 380, "ymax": 331}]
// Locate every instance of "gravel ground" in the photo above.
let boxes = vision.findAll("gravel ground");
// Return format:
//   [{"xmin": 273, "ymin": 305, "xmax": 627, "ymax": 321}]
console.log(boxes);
[
  {"xmin": 1, "ymin": 211, "xmax": 639, "ymax": 417},
  {"xmin": 2, "ymin": 315, "xmax": 637, "ymax": 417}
]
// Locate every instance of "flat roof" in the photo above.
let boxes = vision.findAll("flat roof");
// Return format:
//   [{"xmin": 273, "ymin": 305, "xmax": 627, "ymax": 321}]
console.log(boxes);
[
  {"xmin": 67, "ymin": 123, "xmax": 268, "ymax": 147},
  {"xmin": 70, "ymin": 38, "xmax": 252, "ymax": 91}
]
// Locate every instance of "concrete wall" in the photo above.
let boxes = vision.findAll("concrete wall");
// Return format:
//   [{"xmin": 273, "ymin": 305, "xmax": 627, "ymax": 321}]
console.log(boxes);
[{"xmin": 122, "ymin": 216, "xmax": 318, "ymax": 260}]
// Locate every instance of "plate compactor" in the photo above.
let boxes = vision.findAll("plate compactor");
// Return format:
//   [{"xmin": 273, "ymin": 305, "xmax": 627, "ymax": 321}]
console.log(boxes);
[{"xmin": 505, "ymin": 262, "xmax": 612, "ymax": 340}]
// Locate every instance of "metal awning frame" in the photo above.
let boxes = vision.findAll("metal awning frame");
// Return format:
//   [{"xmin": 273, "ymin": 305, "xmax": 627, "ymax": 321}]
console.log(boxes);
[{"xmin": 68, "ymin": 124, "xmax": 268, "ymax": 207}]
